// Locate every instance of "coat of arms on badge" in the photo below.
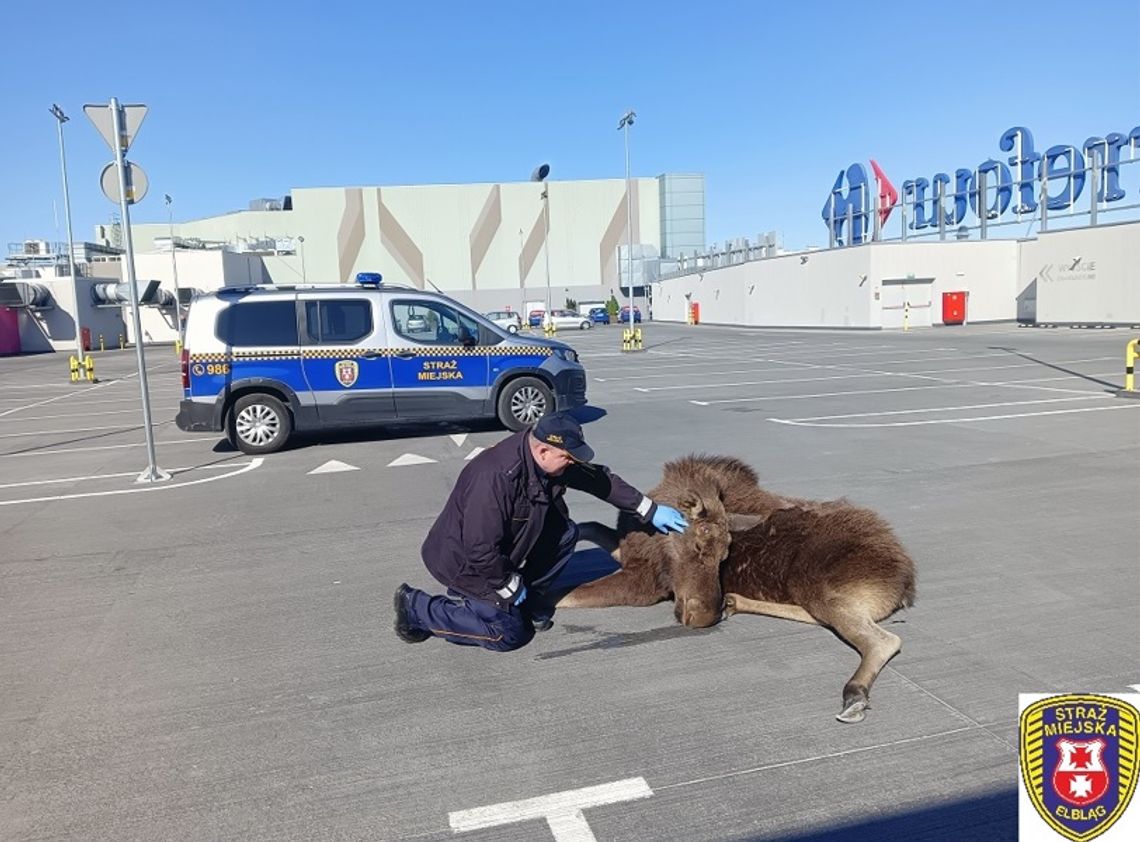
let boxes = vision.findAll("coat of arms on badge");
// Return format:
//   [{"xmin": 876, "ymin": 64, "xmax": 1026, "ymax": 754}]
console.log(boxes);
[
  {"xmin": 335, "ymin": 359, "xmax": 359, "ymax": 388},
  {"xmin": 1020, "ymin": 693, "xmax": 1139, "ymax": 841}
]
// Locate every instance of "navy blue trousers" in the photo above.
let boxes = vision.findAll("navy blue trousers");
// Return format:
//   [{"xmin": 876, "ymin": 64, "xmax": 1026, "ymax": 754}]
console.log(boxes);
[{"xmin": 405, "ymin": 516, "xmax": 579, "ymax": 651}]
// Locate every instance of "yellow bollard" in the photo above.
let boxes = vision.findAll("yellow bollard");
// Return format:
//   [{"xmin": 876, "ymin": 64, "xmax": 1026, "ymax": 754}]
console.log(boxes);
[
  {"xmin": 1120, "ymin": 338, "xmax": 1138, "ymax": 395},
  {"xmin": 634, "ymin": 327, "xmax": 643, "ymax": 350},
  {"xmin": 99, "ymin": 334, "xmax": 106, "ymax": 352},
  {"xmin": 903, "ymin": 301, "xmax": 910, "ymax": 332},
  {"xmin": 84, "ymin": 355, "xmax": 96, "ymax": 383},
  {"xmin": 69, "ymin": 355, "xmax": 80, "ymax": 383},
  {"xmin": 174, "ymin": 338, "xmax": 183, "ymax": 355}
]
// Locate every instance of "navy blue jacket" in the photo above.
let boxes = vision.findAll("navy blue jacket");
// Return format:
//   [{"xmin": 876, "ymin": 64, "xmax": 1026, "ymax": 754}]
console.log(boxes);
[{"xmin": 421, "ymin": 429, "xmax": 653, "ymax": 608}]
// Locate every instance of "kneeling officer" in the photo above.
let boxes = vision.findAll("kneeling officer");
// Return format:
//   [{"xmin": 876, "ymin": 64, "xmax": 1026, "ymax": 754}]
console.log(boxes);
[{"xmin": 394, "ymin": 413, "xmax": 688, "ymax": 651}]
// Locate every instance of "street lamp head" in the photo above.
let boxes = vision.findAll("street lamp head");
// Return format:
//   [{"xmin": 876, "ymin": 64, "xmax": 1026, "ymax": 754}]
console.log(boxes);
[
  {"xmin": 49, "ymin": 104, "xmax": 69, "ymax": 123},
  {"xmin": 164, "ymin": 193, "xmax": 172, "ymax": 205},
  {"xmin": 618, "ymin": 109, "xmax": 636, "ymax": 130},
  {"xmin": 531, "ymin": 163, "xmax": 551, "ymax": 182}
]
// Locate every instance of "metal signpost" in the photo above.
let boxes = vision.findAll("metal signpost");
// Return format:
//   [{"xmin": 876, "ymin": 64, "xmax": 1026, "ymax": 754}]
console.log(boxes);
[
  {"xmin": 618, "ymin": 110, "xmax": 637, "ymax": 345},
  {"xmin": 49, "ymin": 105, "xmax": 86, "ymax": 373},
  {"xmin": 164, "ymin": 193, "xmax": 185, "ymax": 346},
  {"xmin": 84, "ymin": 98, "xmax": 170, "ymax": 484}
]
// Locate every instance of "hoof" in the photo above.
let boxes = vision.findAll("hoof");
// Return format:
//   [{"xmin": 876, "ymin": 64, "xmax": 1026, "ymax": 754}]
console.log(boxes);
[
  {"xmin": 836, "ymin": 698, "xmax": 868, "ymax": 724},
  {"xmin": 724, "ymin": 595, "xmax": 737, "ymax": 617}
]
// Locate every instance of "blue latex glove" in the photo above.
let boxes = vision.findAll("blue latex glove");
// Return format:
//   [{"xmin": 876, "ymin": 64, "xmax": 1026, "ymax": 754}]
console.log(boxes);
[
  {"xmin": 652, "ymin": 504, "xmax": 689, "ymax": 534},
  {"xmin": 513, "ymin": 585, "xmax": 528, "ymax": 606}
]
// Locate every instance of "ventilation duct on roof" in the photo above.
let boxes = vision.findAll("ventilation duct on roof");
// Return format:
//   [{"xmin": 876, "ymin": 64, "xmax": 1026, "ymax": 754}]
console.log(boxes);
[
  {"xmin": 0, "ymin": 281, "xmax": 53, "ymax": 309},
  {"xmin": 91, "ymin": 280, "xmax": 168, "ymax": 307}
]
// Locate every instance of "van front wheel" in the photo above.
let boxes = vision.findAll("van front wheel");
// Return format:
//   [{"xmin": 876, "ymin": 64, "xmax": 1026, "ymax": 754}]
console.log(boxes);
[
  {"xmin": 228, "ymin": 393, "xmax": 292, "ymax": 454},
  {"xmin": 497, "ymin": 377, "xmax": 554, "ymax": 431}
]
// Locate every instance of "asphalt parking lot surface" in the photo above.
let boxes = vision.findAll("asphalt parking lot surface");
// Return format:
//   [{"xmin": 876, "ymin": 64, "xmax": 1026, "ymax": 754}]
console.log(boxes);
[{"xmin": 2, "ymin": 322, "xmax": 1138, "ymax": 841}]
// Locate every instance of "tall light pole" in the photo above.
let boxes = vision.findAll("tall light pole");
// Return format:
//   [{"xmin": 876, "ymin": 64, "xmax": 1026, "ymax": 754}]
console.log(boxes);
[
  {"xmin": 531, "ymin": 163, "xmax": 552, "ymax": 319},
  {"xmin": 163, "ymin": 194, "xmax": 184, "ymax": 345},
  {"xmin": 297, "ymin": 235, "xmax": 306, "ymax": 282},
  {"xmin": 49, "ymin": 104, "xmax": 85, "ymax": 367},
  {"xmin": 618, "ymin": 110, "xmax": 636, "ymax": 334}
]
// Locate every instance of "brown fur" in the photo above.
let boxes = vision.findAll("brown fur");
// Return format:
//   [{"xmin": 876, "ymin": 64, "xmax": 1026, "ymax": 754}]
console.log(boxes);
[{"xmin": 557, "ymin": 454, "xmax": 918, "ymax": 722}]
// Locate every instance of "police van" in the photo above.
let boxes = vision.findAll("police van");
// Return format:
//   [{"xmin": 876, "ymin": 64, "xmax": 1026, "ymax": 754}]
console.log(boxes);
[{"xmin": 175, "ymin": 273, "xmax": 588, "ymax": 454}]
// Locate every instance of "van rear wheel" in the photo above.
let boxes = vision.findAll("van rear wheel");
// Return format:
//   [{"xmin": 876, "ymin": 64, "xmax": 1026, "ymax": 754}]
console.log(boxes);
[
  {"xmin": 228, "ymin": 393, "xmax": 292, "ymax": 454},
  {"xmin": 497, "ymin": 377, "xmax": 554, "ymax": 431}
]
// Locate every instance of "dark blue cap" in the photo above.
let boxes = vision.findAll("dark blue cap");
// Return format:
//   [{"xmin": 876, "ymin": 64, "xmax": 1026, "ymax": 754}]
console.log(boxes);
[{"xmin": 533, "ymin": 412, "xmax": 594, "ymax": 463}]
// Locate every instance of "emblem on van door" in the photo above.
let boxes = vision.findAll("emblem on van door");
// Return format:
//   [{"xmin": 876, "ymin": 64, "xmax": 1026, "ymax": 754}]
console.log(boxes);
[
  {"xmin": 335, "ymin": 359, "xmax": 360, "ymax": 388},
  {"xmin": 1020, "ymin": 693, "xmax": 1139, "ymax": 841}
]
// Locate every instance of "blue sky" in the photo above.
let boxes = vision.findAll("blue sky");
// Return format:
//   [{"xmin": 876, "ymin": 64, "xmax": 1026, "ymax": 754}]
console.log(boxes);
[{"xmin": 4, "ymin": 0, "xmax": 1138, "ymax": 255}]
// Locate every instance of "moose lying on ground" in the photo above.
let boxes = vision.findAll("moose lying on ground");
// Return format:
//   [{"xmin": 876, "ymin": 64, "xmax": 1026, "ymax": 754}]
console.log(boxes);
[{"xmin": 556, "ymin": 455, "xmax": 917, "ymax": 723}]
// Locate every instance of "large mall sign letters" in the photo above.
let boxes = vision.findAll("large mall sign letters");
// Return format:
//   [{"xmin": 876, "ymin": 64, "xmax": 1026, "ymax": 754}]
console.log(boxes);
[{"xmin": 823, "ymin": 124, "xmax": 1140, "ymax": 244}]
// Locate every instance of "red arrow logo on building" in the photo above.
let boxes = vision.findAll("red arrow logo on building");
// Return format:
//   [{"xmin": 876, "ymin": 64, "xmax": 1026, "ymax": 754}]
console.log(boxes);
[{"xmin": 870, "ymin": 159, "xmax": 898, "ymax": 225}]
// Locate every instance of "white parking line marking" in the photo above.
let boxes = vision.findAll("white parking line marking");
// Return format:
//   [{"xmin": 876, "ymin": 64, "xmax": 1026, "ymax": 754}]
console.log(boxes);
[
  {"xmin": 769, "ymin": 402, "xmax": 1140, "ymax": 428},
  {"xmin": 0, "ymin": 462, "xmax": 249, "ymax": 489},
  {"xmin": 0, "ymin": 438, "xmax": 207, "ymax": 459},
  {"xmin": 449, "ymin": 433, "xmax": 468, "ymax": 446},
  {"xmin": 1, "ymin": 408, "xmax": 139, "ymax": 422},
  {"xmin": 656, "ymin": 726, "xmax": 976, "ymax": 792},
  {"xmin": 637, "ymin": 372, "xmax": 887, "ymax": 392},
  {"xmin": 0, "ymin": 459, "xmax": 262, "ymax": 506},
  {"xmin": 388, "ymin": 453, "xmax": 437, "ymax": 466},
  {"xmin": 307, "ymin": 459, "xmax": 360, "ymax": 475},
  {"xmin": 690, "ymin": 383, "xmax": 972, "ymax": 406},
  {"xmin": 449, "ymin": 777, "xmax": 653, "ymax": 840},
  {"xmin": 785, "ymin": 394, "xmax": 1109, "ymax": 422},
  {"xmin": 465, "ymin": 447, "xmax": 485, "ymax": 460},
  {"xmin": 0, "ymin": 381, "xmax": 111, "ymax": 417},
  {"xmin": 0, "ymin": 423, "xmax": 157, "ymax": 439}
]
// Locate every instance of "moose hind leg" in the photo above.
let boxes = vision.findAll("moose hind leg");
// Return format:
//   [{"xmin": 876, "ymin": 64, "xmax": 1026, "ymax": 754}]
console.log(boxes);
[
  {"xmin": 577, "ymin": 520, "xmax": 622, "ymax": 561},
  {"xmin": 555, "ymin": 566, "xmax": 666, "ymax": 609},
  {"xmin": 817, "ymin": 601, "xmax": 902, "ymax": 724}
]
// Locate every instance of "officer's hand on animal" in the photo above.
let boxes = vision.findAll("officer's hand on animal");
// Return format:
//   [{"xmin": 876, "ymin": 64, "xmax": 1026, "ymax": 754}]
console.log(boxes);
[
  {"xmin": 651, "ymin": 504, "xmax": 689, "ymax": 534},
  {"xmin": 513, "ymin": 585, "xmax": 528, "ymax": 606}
]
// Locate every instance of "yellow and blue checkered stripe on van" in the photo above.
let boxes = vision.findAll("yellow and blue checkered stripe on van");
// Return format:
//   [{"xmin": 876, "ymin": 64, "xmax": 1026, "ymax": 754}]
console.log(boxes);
[{"xmin": 188, "ymin": 345, "xmax": 553, "ymax": 363}]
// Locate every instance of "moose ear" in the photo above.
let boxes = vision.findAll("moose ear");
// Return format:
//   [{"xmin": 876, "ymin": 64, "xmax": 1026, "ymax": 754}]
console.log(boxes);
[
  {"xmin": 727, "ymin": 513, "xmax": 764, "ymax": 532},
  {"xmin": 678, "ymin": 495, "xmax": 706, "ymax": 519}
]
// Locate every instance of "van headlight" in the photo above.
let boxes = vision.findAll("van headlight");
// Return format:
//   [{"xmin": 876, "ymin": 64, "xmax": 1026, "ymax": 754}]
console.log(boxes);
[{"xmin": 553, "ymin": 347, "xmax": 578, "ymax": 363}]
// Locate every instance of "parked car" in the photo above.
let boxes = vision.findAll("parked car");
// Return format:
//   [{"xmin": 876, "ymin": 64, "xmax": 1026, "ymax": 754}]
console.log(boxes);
[
  {"xmin": 175, "ymin": 274, "xmax": 587, "ymax": 453},
  {"xmin": 485, "ymin": 310, "xmax": 522, "ymax": 334},
  {"xmin": 618, "ymin": 305, "xmax": 643, "ymax": 323},
  {"xmin": 546, "ymin": 309, "xmax": 593, "ymax": 331},
  {"xmin": 528, "ymin": 309, "xmax": 545, "ymax": 327},
  {"xmin": 588, "ymin": 307, "xmax": 611, "ymax": 325}
]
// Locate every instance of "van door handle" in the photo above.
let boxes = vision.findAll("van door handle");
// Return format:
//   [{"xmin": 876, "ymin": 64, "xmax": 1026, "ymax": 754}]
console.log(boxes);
[
  {"xmin": 394, "ymin": 350, "xmax": 417, "ymax": 359},
  {"xmin": 362, "ymin": 351, "xmax": 384, "ymax": 360}
]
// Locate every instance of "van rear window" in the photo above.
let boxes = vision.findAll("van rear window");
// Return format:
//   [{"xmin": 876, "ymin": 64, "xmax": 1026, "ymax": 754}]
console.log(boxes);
[{"xmin": 215, "ymin": 301, "xmax": 299, "ymax": 347}]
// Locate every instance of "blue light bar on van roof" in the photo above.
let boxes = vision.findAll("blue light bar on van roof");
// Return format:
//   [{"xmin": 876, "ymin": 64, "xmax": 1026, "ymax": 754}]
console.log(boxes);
[{"xmin": 355, "ymin": 272, "xmax": 383, "ymax": 287}]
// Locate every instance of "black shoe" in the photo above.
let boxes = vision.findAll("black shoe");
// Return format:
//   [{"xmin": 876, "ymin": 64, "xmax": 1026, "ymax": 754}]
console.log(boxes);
[
  {"xmin": 393, "ymin": 584, "xmax": 431, "ymax": 643},
  {"xmin": 531, "ymin": 616, "xmax": 554, "ymax": 632},
  {"xmin": 526, "ymin": 594, "xmax": 555, "ymax": 632}
]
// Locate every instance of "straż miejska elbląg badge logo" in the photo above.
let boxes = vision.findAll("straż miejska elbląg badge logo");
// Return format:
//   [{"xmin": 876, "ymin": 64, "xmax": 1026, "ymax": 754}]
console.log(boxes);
[
  {"xmin": 1020, "ymin": 694, "xmax": 1139, "ymax": 840},
  {"xmin": 335, "ymin": 359, "xmax": 359, "ymax": 388}
]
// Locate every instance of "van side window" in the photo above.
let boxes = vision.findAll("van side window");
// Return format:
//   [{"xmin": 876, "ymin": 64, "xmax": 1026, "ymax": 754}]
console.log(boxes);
[
  {"xmin": 216, "ymin": 300, "xmax": 299, "ymax": 346},
  {"xmin": 303, "ymin": 299, "xmax": 372, "ymax": 344},
  {"xmin": 391, "ymin": 300, "xmax": 482, "ymax": 347}
]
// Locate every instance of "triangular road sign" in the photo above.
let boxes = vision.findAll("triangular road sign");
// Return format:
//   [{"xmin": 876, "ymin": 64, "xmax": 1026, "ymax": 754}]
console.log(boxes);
[
  {"xmin": 308, "ymin": 459, "xmax": 360, "ymax": 475},
  {"xmin": 84, "ymin": 103, "xmax": 148, "ymax": 154},
  {"xmin": 388, "ymin": 454, "xmax": 437, "ymax": 467}
]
